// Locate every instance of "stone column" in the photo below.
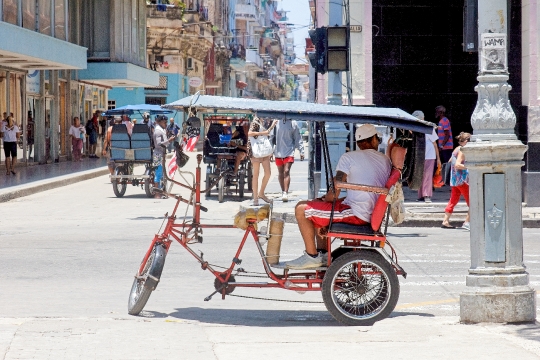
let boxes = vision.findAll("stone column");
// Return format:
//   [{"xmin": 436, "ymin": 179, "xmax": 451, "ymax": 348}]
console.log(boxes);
[
  {"xmin": 459, "ymin": 0, "xmax": 536, "ymax": 323},
  {"xmin": 35, "ymin": 71, "xmax": 46, "ymax": 164}
]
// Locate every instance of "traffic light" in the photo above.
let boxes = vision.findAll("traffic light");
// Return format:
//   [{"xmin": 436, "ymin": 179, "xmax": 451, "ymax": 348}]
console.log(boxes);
[
  {"xmin": 308, "ymin": 26, "xmax": 349, "ymax": 73},
  {"xmin": 326, "ymin": 26, "xmax": 349, "ymax": 72},
  {"xmin": 308, "ymin": 27, "xmax": 327, "ymax": 74}
]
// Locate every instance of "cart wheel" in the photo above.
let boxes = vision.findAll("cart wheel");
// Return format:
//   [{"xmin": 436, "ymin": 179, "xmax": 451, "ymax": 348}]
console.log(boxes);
[
  {"xmin": 144, "ymin": 168, "xmax": 155, "ymax": 198},
  {"xmin": 218, "ymin": 177, "xmax": 225, "ymax": 203},
  {"xmin": 238, "ymin": 170, "xmax": 245, "ymax": 198},
  {"xmin": 322, "ymin": 250, "xmax": 399, "ymax": 326},
  {"xmin": 144, "ymin": 178, "xmax": 155, "ymax": 198},
  {"xmin": 128, "ymin": 243, "xmax": 168, "ymax": 315},
  {"xmin": 205, "ymin": 167, "xmax": 212, "ymax": 199},
  {"xmin": 247, "ymin": 162, "xmax": 253, "ymax": 191},
  {"xmin": 112, "ymin": 166, "xmax": 127, "ymax": 198}
]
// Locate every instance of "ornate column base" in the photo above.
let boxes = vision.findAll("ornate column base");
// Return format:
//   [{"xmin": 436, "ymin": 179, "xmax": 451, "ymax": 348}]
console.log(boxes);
[
  {"xmin": 459, "ymin": 140, "xmax": 535, "ymax": 323},
  {"xmin": 460, "ymin": 274, "xmax": 536, "ymax": 323}
]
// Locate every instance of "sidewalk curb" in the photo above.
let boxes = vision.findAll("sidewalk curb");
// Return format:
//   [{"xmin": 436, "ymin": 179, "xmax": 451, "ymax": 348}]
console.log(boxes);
[{"xmin": 0, "ymin": 167, "xmax": 109, "ymax": 203}]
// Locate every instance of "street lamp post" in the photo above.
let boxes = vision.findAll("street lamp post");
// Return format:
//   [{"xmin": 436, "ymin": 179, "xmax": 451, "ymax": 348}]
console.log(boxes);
[{"xmin": 459, "ymin": 0, "xmax": 536, "ymax": 323}]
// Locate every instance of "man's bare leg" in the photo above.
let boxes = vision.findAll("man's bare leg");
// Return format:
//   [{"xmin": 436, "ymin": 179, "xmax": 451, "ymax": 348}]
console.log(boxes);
[
  {"xmin": 295, "ymin": 201, "xmax": 317, "ymax": 255},
  {"xmin": 277, "ymin": 164, "xmax": 285, "ymax": 191},
  {"xmin": 282, "ymin": 162, "xmax": 292, "ymax": 193}
]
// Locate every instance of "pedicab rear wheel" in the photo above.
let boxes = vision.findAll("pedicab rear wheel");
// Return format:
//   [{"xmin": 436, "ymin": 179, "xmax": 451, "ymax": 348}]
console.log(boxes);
[
  {"xmin": 218, "ymin": 177, "xmax": 225, "ymax": 203},
  {"xmin": 128, "ymin": 243, "xmax": 168, "ymax": 315},
  {"xmin": 322, "ymin": 250, "xmax": 399, "ymax": 326},
  {"xmin": 238, "ymin": 170, "xmax": 245, "ymax": 198},
  {"xmin": 144, "ymin": 168, "xmax": 156, "ymax": 198},
  {"xmin": 112, "ymin": 166, "xmax": 127, "ymax": 198}
]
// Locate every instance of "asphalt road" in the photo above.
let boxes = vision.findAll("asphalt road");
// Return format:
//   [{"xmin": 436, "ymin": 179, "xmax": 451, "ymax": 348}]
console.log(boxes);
[{"xmin": 2, "ymin": 170, "xmax": 540, "ymax": 359}]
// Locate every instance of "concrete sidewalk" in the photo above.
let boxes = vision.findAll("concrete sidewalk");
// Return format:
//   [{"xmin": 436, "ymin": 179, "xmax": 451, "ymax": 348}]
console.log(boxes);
[{"xmin": 0, "ymin": 157, "xmax": 109, "ymax": 203}]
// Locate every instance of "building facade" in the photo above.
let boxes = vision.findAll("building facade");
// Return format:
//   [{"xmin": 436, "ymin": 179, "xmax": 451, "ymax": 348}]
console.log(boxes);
[
  {"xmin": 0, "ymin": 0, "xmax": 158, "ymax": 165},
  {"xmin": 309, "ymin": 0, "xmax": 540, "ymax": 204}
]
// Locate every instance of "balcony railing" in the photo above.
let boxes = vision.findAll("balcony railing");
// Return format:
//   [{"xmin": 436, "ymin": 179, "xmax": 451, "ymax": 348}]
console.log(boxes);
[{"xmin": 245, "ymin": 49, "xmax": 263, "ymax": 69}]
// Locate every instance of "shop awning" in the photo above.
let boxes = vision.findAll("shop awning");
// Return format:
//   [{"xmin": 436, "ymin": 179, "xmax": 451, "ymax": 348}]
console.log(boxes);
[
  {"xmin": 77, "ymin": 62, "xmax": 160, "ymax": 87},
  {"xmin": 0, "ymin": 22, "xmax": 86, "ymax": 70},
  {"xmin": 164, "ymin": 95, "xmax": 436, "ymax": 134}
]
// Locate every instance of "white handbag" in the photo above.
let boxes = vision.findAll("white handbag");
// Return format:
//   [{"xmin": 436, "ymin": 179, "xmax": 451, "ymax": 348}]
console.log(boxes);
[{"xmin": 249, "ymin": 120, "xmax": 273, "ymax": 158}]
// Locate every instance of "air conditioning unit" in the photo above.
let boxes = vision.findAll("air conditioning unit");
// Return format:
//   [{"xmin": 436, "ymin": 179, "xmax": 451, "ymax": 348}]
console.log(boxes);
[{"xmin": 187, "ymin": 57, "xmax": 194, "ymax": 70}]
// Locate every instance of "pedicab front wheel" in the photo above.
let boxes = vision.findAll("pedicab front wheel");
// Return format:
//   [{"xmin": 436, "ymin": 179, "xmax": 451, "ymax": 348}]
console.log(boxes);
[
  {"xmin": 322, "ymin": 250, "xmax": 399, "ymax": 326},
  {"xmin": 128, "ymin": 243, "xmax": 168, "ymax": 315}
]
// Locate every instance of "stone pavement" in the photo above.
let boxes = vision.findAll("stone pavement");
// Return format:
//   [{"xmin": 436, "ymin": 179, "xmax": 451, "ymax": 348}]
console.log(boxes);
[{"xmin": 1, "ymin": 151, "xmax": 540, "ymax": 227}]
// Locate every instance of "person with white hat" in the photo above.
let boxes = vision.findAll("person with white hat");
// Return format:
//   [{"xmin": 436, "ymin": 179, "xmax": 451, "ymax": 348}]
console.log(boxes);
[{"xmin": 284, "ymin": 124, "xmax": 392, "ymax": 269}]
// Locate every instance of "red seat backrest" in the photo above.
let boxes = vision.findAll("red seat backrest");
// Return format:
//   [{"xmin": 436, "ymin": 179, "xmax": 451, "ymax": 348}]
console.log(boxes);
[
  {"xmin": 370, "ymin": 144, "xmax": 406, "ymax": 231},
  {"xmin": 370, "ymin": 168, "xmax": 401, "ymax": 231}
]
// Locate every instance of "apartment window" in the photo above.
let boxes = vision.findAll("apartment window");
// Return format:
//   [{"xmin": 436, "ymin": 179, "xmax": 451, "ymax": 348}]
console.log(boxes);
[
  {"xmin": 3, "ymin": 0, "xmax": 17, "ymax": 24},
  {"xmin": 38, "ymin": 0, "xmax": 52, "ymax": 35},
  {"xmin": 22, "ymin": 0, "xmax": 36, "ymax": 30},
  {"xmin": 145, "ymin": 97, "xmax": 166, "ymax": 105},
  {"xmin": 107, "ymin": 100, "xmax": 116, "ymax": 110},
  {"xmin": 54, "ymin": 0, "xmax": 66, "ymax": 40}
]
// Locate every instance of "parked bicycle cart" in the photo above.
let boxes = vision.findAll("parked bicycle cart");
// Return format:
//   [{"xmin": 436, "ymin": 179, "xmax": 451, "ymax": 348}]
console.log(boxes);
[
  {"xmin": 127, "ymin": 95, "xmax": 432, "ymax": 326},
  {"xmin": 203, "ymin": 113, "xmax": 253, "ymax": 202},
  {"xmin": 104, "ymin": 104, "xmax": 173, "ymax": 198}
]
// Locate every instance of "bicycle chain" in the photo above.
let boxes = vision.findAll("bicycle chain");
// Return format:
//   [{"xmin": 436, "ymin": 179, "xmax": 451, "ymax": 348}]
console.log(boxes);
[{"xmin": 228, "ymin": 293, "xmax": 324, "ymax": 304}]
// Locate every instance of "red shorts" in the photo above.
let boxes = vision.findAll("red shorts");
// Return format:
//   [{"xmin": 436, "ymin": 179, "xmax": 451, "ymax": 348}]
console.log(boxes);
[
  {"xmin": 275, "ymin": 156, "xmax": 294, "ymax": 166},
  {"xmin": 304, "ymin": 199, "xmax": 368, "ymax": 228}
]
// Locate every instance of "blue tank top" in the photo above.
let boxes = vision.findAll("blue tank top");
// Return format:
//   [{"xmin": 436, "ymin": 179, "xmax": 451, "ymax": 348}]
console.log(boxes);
[{"xmin": 450, "ymin": 147, "xmax": 468, "ymax": 187}]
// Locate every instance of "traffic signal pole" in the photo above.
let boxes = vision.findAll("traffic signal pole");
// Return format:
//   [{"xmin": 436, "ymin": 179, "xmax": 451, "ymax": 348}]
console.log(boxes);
[{"xmin": 317, "ymin": 0, "xmax": 349, "ymax": 197}]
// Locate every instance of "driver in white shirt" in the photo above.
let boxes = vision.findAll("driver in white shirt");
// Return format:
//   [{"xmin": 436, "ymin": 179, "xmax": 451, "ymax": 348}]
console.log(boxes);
[{"xmin": 284, "ymin": 124, "xmax": 391, "ymax": 270}]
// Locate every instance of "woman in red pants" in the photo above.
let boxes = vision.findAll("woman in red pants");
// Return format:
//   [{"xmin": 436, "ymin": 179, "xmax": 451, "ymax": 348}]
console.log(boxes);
[{"xmin": 441, "ymin": 132, "xmax": 471, "ymax": 230}]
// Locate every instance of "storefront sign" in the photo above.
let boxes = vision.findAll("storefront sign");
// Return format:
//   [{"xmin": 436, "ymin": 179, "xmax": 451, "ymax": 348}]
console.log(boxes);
[
  {"xmin": 26, "ymin": 70, "xmax": 40, "ymax": 94},
  {"xmin": 189, "ymin": 77, "xmax": 203, "ymax": 87}
]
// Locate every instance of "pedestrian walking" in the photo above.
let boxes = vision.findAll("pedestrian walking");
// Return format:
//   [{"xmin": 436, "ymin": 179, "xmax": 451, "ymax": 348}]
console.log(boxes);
[
  {"xmin": 153, "ymin": 116, "xmax": 175, "ymax": 198},
  {"xmin": 273, "ymin": 118, "xmax": 304, "ymax": 202},
  {"xmin": 102, "ymin": 118, "xmax": 117, "ymax": 176},
  {"xmin": 69, "ymin": 117, "xmax": 85, "ymax": 162},
  {"xmin": 1, "ymin": 115, "xmax": 21, "ymax": 175},
  {"xmin": 86, "ymin": 111, "xmax": 100, "ymax": 158},
  {"xmin": 436, "ymin": 105, "xmax": 453, "ymax": 164},
  {"xmin": 26, "ymin": 112, "xmax": 34, "ymax": 160},
  {"xmin": 412, "ymin": 111, "xmax": 440, "ymax": 203},
  {"xmin": 248, "ymin": 117, "xmax": 277, "ymax": 205},
  {"xmin": 166, "ymin": 118, "xmax": 180, "ymax": 153},
  {"xmin": 441, "ymin": 132, "xmax": 471, "ymax": 230}
]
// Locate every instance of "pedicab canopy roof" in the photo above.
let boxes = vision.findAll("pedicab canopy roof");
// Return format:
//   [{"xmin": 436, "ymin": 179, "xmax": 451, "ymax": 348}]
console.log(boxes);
[
  {"xmin": 104, "ymin": 104, "xmax": 173, "ymax": 116},
  {"xmin": 164, "ymin": 95, "xmax": 435, "ymax": 134}
]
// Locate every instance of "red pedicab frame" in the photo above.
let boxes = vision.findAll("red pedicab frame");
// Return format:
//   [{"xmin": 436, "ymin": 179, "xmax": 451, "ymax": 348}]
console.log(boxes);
[{"xmin": 128, "ymin": 96, "xmax": 431, "ymax": 325}]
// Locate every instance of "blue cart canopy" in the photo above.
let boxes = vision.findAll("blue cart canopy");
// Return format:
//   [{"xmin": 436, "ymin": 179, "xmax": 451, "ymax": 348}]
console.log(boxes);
[{"xmin": 164, "ymin": 95, "xmax": 435, "ymax": 134}]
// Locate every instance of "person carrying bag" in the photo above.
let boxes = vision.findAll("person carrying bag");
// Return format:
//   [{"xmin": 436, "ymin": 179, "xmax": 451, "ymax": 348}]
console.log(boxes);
[
  {"xmin": 248, "ymin": 117, "xmax": 277, "ymax": 206},
  {"xmin": 249, "ymin": 118, "xmax": 273, "ymax": 158}
]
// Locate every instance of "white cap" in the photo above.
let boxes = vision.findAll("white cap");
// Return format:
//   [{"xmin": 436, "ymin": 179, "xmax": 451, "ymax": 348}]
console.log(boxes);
[
  {"xmin": 355, "ymin": 124, "xmax": 378, "ymax": 141},
  {"xmin": 411, "ymin": 110, "xmax": 424, "ymax": 120}
]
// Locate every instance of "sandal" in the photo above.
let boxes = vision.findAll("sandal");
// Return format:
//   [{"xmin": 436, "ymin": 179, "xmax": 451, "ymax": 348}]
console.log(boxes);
[
  {"xmin": 11, "ymin": 170, "xmax": 16, "ymax": 175},
  {"xmin": 258, "ymin": 194, "xmax": 273, "ymax": 204},
  {"xmin": 441, "ymin": 224, "xmax": 455, "ymax": 229}
]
